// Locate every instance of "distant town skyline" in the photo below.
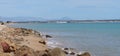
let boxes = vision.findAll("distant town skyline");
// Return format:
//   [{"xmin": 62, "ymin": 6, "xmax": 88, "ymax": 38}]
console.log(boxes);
[{"xmin": 0, "ymin": 0, "xmax": 120, "ymax": 20}]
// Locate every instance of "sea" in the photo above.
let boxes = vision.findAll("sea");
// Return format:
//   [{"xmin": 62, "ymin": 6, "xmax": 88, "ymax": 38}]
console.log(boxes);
[{"xmin": 9, "ymin": 23, "xmax": 120, "ymax": 56}]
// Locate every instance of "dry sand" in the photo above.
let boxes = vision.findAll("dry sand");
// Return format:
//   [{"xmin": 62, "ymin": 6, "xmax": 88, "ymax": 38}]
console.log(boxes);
[
  {"xmin": 0, "ymin": 25, "xmax": 47, "ymax": 51},
  {"xmin": 0, "ymin": 25, "xmax": 7, "ymax": 31}
]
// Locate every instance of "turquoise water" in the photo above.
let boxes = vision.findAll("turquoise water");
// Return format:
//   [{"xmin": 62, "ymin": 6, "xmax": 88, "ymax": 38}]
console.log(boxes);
[{"xmin": 10, "ymin": 23, "xmax": 120, "ymax": 56}]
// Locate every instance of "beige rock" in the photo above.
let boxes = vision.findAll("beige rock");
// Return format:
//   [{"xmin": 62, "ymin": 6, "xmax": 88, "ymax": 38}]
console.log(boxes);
[
  {"xmin": 35, "ymin": 50, "xmax": 49, "ymax": 56},
  {"xmin": 0, "ymin": 53, "xmax": 14, "ymax": 56},
  {"xmin": 48, "ymin": 48, "xmax": 66, "ymax": 56},
  {"xmin": 14, "ymin": 45, "xmax": 36, "ymax": 56}
]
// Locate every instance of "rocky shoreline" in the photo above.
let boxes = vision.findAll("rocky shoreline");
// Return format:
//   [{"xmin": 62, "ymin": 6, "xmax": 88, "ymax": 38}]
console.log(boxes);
[{"xmin": 0, "ymin": 24, "xmax": 91, "ymax": 56}]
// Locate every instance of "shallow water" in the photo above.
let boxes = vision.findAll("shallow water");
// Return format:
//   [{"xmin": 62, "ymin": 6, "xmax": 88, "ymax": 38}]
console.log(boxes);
[{"xmin": 10, "ymin": 23, "xmax": 120, "ymax": 56}]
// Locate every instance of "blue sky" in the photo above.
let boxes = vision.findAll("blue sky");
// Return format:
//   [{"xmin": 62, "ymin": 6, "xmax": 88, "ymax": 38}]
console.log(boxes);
[{"xmin": 0, "ymin": 0, "xmax": 120, "ymax": 20}]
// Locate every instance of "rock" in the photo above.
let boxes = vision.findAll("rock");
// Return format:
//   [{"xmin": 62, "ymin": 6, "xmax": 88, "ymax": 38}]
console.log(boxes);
[
  {"xmin": 46, "ymin": 35, "xmax": 52, "ymax": 38},
  {"xmin": 33, "ymin": 31, "xmax": 41, "ymax": 37},
  {"xmin": 64, "ymin": 48, "xmax": 69, "ymax": 50},
  {"xmin": 77, "ymin": 52, "xmax": 91, "ymax": 56},
  {"xmin": 42, "ymin": 54, "xmax": 48, "ymax": 56},
  {"xmin": 0, "ymin": 37, "xmax": 17, "ymax": 53},
  {"xmin": 14, "ymin": 45, "xmax": 36, "ymax": 56},
  {"xmin": 48, "ymin": 48, "xmax": 66, "ymax": 56},
  {"xmin": 0, "ymin": 53, "xmax": 12, "ymax": 56},
  {"xmin": 6, "ymin": 21, "xmax": 12, "ymax": 23},
  {"xmin": 1, "ymin": 22, "xmax": 4, "ymax": 25},
  {"xmin": 63, "ymin": 51, "xmax": 68, "ymax": 54},
  {"xmin": 45, "ymin": 49, "xmax": 49, "ymax": 53},
  {"xmin": 70, "ymin": 52, "xmax": 75, "ymax": 55},
  {"xmin": 14, "ymin": 37, "xmax": 24, "ymax": 41},
  {"xmin": 1, "ymin": 42, "xmax": 11, "ymax": 53},
  {"xmin": 35, "ymin": 51, "xmax": 49, "ymax": 56},
  {"xmin": 39, "ymin": 41, "xmax": 46, "ymax": 45}
]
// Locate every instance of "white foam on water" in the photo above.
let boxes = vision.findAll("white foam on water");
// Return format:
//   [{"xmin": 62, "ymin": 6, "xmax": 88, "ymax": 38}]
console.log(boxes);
[{"xmin": 47, "ymin": 39, "xmax": 62, "ymax": 48}]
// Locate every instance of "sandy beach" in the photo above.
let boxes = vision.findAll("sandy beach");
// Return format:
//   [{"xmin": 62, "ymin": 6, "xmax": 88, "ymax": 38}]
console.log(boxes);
[
  {"xmin": 0, "ymin": 24, "xmax": 67, "ymax": 56},
  {"xmin": 0, "ymin": 24, "xmax": 90, "ymax": 56},
  {"xmin": 0, "ymin": 25, "xmax": 6, "ymax": 31}
]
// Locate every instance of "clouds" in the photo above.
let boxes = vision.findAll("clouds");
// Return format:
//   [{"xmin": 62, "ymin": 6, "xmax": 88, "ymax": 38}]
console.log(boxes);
[{"xmin": 0, "ymin": 0, "xmax": 120, "ymax": 19}]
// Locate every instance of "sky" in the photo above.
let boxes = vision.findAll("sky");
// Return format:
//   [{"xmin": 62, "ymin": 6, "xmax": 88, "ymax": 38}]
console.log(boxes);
[{"xmin": 0, "ymin": 0, "xmax": 120, "ymax": 20}]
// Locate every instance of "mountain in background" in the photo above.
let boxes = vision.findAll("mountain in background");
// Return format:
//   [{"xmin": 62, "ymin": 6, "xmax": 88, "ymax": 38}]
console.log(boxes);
[
  {"xmin": 0, "ymin": 16, "xmax": 74, "ymax": 22},
  {"xmin": 0, "ymin": 16, "xmax": 47, "ymax": 22},
  {"xmin": 0, "ymin": 16, "xmax": 120, "ymax": 22}
]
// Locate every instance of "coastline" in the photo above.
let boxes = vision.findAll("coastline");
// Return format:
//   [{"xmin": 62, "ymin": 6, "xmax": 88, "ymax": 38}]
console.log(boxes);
[
  {"xmin": 0, "ymin": 23, "xmax": 91, "ymax": 56},
  {"xmin": 0, "ymin": 24, "xmax": 49, "ymax": 56}
]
